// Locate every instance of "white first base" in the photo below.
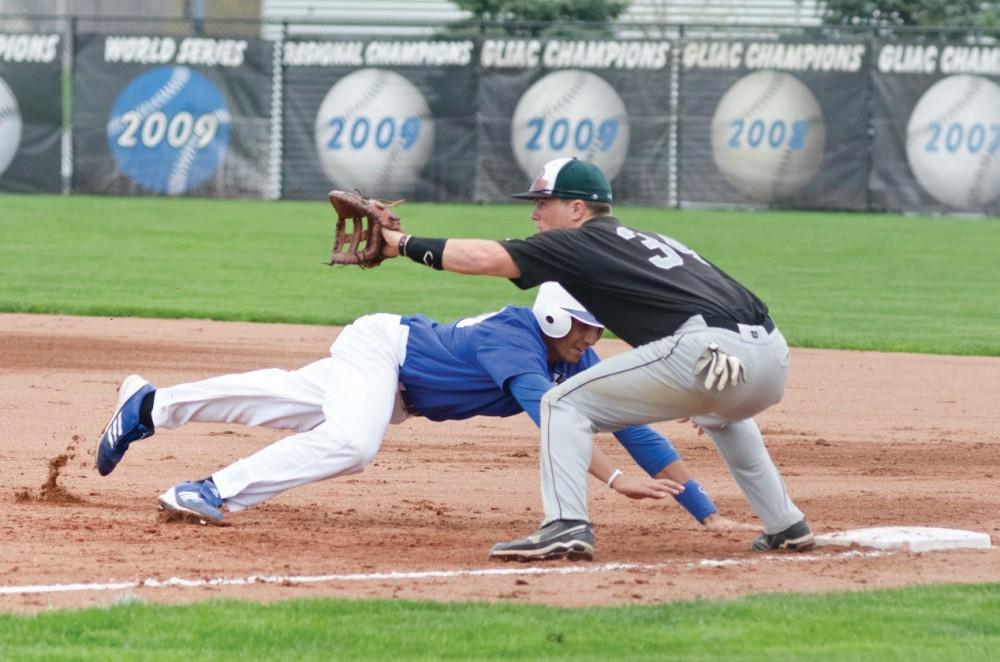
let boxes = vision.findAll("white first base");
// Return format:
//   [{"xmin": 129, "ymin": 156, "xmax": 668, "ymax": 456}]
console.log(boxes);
[{"xmin": 816, "ymin": 526, "xmax": 993, "ymax": 553}]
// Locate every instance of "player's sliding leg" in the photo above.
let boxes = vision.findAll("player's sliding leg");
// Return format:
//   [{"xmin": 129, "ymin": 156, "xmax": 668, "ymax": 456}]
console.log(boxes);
[
  {"xmin": 157, "ymin": 314, "xmax": 408, "ymax": 523},
  {"xmin": 95, "ymin": 362, "xmax": 331, "ymax": 477}
]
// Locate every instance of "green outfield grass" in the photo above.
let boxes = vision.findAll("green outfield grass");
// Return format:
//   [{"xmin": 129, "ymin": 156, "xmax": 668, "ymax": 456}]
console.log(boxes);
[
  {"xmin": 1, "ymin": 583, "xmax": 998, "ymax": 659},
  {"xmin": 2, "ymin": 194, "xmax": 999, "ymax": 355}
]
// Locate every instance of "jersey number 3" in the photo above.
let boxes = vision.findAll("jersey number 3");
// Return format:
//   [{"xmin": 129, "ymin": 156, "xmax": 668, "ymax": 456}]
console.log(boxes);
[{"xmin": 615, "ymin": 227, "xmax": 707, "ymax": 270}]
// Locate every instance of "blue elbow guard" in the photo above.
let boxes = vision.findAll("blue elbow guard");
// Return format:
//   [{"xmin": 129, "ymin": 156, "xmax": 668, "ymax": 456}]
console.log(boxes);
[{"xmin": 673, "ymin": 480, "xmax": 717, "ymax": 523}]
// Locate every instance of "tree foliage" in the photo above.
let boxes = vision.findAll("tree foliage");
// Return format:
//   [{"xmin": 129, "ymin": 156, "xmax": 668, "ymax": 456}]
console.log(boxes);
[
  {"xmin": 450, "ymin": 0, "xmax": 630, "ymax": 37},
  {"xmin": 821, "ymin": 0, "xmax": 1000, "ymax": 28}
]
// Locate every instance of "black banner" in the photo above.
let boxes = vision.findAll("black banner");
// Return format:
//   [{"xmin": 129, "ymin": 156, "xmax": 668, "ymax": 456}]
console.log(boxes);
[
  {"xmin": 281, "ymin": 38, "xmax": 478, "ymax": 201},
  {"xmin": 678, "ymin": 40, "xmax": 869, "ymax": 210},
  {"xmin": 872, "ymin": 41, "xmax": 1000, "ymax": 214},
  {"xmin": 0, "ymin": 33, "xmax": 62, "ymax": 193},
  {"xmin": 72, "ymin": 34, "xmax": 273, "ymax": 197},
  {"xmin": 476, "ymin": 39, "xmax": 672, "ymax": 205}
]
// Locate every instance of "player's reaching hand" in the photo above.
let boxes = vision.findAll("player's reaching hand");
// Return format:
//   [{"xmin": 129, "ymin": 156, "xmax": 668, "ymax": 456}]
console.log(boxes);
[
  {"xmin": 702, "ymin": 515, "xmax": 762, "ymax": 532},
  {"xmin": 381, "ymin": 226, "xmax": 406, "ymax": 259},
  {"xmin": 611, "ymin": 474, "xmax": 684, "ymax": 500}
]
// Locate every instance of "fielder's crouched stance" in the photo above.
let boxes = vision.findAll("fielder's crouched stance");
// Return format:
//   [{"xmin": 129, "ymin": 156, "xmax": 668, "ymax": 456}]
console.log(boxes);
[
  {"xmin": 380, "ymin": 157, "xmax": 815, "ymax": 560},
  {"xmin": 95, "ymin": 284, "xmax": 743, "ymax": 545}
]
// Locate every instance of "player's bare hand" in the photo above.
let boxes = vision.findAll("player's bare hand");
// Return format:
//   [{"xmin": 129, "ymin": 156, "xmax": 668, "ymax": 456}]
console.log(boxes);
[
  {"xmin": 612, "ymin": 475, "xmax": 684, "ymax": 500},
  {"xmin": 381, "ymin": 227, "xmax": 406, "ymax": 258},
  {"xmin": 702, "ymin": 514, "xmax": 761, "ymax": 532}
]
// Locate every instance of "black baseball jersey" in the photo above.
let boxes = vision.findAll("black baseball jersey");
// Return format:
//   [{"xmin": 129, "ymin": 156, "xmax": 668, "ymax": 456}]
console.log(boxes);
[{"xmin": 500, "ymin": 216, "xmax": 769, "ymax": 347}]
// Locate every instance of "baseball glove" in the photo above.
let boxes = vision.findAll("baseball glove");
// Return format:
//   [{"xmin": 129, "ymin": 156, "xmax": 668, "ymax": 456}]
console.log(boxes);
[{"xmin": 327, "ymin": 190, "xmax": 404, "ymax": 268}]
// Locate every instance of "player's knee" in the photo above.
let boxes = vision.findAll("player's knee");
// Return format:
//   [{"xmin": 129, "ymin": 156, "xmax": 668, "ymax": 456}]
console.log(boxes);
[
  {"xmin": 339, "ymin": 435, "xmax": 382, "ymax": 472},
  {"xmin": 543, "ymin": 388, "xmax": 586, "ymax": 421},
  {"xmin": 308, "ymin": 422, "xmax": 382, "ymax": 474},
  {"xmin": 541, "ymin": 386, "xmax": 571, "ymax": 412},
  {"xmin": 355, "ymin": 439, "xmax": 381, "ymax": 468}
]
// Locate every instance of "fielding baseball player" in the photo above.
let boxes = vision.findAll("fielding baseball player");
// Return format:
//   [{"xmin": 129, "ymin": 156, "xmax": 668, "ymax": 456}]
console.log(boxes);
[
  {"xmin": 381, "ymin": 156, "xmax": 814, "ymax": 561},
  {"xmin": 95, "ymin": 283, "xmax": 744, "ymax": 531}
]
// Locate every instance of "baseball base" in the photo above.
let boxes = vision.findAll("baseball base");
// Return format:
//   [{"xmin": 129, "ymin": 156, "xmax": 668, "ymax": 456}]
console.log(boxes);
[{"xmin": 815, "ymin": 526, "xmax": 993, "ymax": 552}]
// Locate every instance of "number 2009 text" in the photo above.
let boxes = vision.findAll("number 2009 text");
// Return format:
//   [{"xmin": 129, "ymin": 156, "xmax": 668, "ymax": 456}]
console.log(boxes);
[
  {"xmin": 115, "ymin": 111, "xmax": 220, "ymax": 149},
  {"xmin": 525, "ymin": 117, "xmax": 619, "ymax": 152},
  {"xmin": 326, "ymin": 116, "xmax": 421, "ymax": 151}
]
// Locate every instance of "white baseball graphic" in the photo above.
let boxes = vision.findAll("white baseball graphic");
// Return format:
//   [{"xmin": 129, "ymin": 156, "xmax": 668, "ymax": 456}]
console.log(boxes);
[
  {"xmin": 906, "ymin": 75, "xmax": 1000, "ymax": 210},
  {"xmin": 0, "ymin": 76, "xmax": 23, "ymax": 177},
  {"xmin": 711, "ymin": 70, "xmax": 826, "ymax": 202},
  {"xmin": 511, "ymin": 70, "xmax": 629, "ymax": 181},
  {"xmin": 314, "ymin": 68, "xmax": 434, "ymax": 195}
]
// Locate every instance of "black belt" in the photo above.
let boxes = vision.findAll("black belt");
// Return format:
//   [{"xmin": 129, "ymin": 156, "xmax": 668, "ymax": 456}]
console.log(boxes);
[
  {"xmin": 703, "ymin": 315, "xmax": 775, "ymax": 334},
  {"xmin": 399, "ymin": 386, "xmax": 418, "ymax": 414}
]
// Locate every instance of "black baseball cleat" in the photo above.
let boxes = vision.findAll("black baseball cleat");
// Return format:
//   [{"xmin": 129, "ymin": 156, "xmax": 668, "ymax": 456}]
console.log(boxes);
[
  {"xmin": 489, "ymin": 519, "xmax": 594, "ymax": 562},
  {"xmin": 751, "ymin": 519, "xmax": 815, "ymax": 552}
]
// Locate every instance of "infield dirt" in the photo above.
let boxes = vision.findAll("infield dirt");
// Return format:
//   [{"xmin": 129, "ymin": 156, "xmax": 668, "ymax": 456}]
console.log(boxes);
[{"xmin": 1, "ymin": 313, "xmax": 998, "ymax": 612}]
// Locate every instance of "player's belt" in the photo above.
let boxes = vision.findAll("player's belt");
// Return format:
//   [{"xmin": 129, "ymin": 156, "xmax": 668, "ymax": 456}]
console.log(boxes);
[
  {"xmin": 703, "ymin": 315, "xmax": 775, "ymax": 334},
  {"xmin": 398, "ymin": 385, "xmax": 419, "ymax": 414}
]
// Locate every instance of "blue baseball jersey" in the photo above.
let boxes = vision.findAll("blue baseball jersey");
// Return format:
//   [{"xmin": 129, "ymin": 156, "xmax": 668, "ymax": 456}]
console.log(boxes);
[{"xmin": 399, "ymin": 306, "xmax": 596, "ymax": 422}]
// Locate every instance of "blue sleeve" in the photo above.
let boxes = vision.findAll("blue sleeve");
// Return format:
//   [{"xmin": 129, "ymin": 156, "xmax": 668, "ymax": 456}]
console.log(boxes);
[
  {"xmin": 473, "ymin": 308, "xmax": 551, "ymax": 390},
  {"xmin": 613, "ymin": 426, "xmax": 681, "ymax": 477},
  {"xmin": 507, "ymin": 372, "xmax": 551, "ymax": 427}
]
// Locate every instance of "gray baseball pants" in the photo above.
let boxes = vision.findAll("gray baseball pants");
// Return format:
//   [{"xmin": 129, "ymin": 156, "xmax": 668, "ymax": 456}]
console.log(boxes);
[{"xmin": 539, "ymin": 314, "xmax": 804, "ymax": 535}]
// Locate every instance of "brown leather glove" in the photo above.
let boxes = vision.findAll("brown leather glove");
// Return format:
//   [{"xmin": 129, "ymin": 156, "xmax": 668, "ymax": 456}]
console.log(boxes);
[{"xmin": 327, "ymin": 190, "xmax": 404, "ymax": 268}]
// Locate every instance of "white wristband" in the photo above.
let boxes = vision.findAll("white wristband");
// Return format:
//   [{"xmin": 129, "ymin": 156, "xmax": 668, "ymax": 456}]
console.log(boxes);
[{"xmin": 607, "ymin": 469, "xmax": 623, "ymax": 489}]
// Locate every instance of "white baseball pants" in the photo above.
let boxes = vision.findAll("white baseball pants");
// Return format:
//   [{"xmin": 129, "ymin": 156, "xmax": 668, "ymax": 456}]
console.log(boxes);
[
  {"xmin": 150, "ymin": 314, "xmax": 409, "ymax": 511},
  {"xmin": 539, "ymin": 314, "xmax": 804, "ymax": 535}
]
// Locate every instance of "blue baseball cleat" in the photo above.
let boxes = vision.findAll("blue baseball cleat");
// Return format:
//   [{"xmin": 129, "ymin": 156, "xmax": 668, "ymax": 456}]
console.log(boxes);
[
  {"xmin": 95, "ymin": 374, "xmax": 156, "ymax": 476},
  {"xmin": 158, "ymin": 479, "xmax": 225, "ymax": 524}
]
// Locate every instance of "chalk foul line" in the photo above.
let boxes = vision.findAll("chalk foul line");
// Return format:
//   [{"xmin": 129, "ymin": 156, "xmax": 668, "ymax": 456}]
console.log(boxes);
[{"xmin": 0, "ymin": 549, "xmax": 895, "ymax": 597}]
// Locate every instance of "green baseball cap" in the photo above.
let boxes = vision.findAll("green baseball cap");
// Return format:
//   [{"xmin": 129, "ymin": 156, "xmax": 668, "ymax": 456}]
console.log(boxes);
[{"xmin": 511, "ymin": 157, "xmax": 613, "ymax": 203}]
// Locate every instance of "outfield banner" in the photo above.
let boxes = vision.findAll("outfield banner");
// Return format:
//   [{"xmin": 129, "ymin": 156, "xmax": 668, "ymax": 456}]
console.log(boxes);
[
  {"xmin": 678, "ymin": 40, "xmax": 869, "ymax": 210},
  {"xmin": 0, "ymin": 33, "xmax": 62, "ymax": 193},
  {"xmin": 281, "ymin": 38, "xmax": 478, "ymax": 201},
  {"xmin": 476, "ymin": 39, "xmax": 672, "ymax": 205},
  {"xmin": 72, "ymin": 33, "xmax": 273, "ymax": 197},
  {"xmin": 871, "ymin": 41, "xmax": 1000, "ymax": 214}
]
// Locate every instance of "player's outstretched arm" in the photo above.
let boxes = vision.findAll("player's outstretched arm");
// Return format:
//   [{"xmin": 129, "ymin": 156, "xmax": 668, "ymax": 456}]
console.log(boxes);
[
  {"xmin": 590, "ymin": 445, "xmax": 683, "ymax": 499},
  {"xmin": 381, "ymin": 227, "xmax": 520, "ymax": 277},
  {"xmin": 443, "ymin": 239, "xmax": 520, "ymax": 277},
  {"xmin": 614, "ymin": 425, "xmax": 758, "ymax": 529},
  {"xmin": 506, "ymin": 372, "xmax": 682, "ymax": 499},
  {"xmin": 654, "ymin": 458, "xmax": 760, "ymax": 531}
]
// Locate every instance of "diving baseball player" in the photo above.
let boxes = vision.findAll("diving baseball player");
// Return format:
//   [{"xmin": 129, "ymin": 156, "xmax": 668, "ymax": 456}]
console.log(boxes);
[
  {"xmin": 380, "ymin": 156, "xmax": 814, "ymax": 560},
  {"xmin": 95, "ymin": 283, "xmax": 739, "ymax": 531}
]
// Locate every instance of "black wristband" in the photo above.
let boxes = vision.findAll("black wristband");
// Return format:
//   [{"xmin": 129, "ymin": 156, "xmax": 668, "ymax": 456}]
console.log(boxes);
[
  {"xmin": 398, "ymin": 234, "xmax": 410, "ymax": 257},
  {"xmin": 405, "ymin": 236, "xmax": 447, "ymax": 270}
]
